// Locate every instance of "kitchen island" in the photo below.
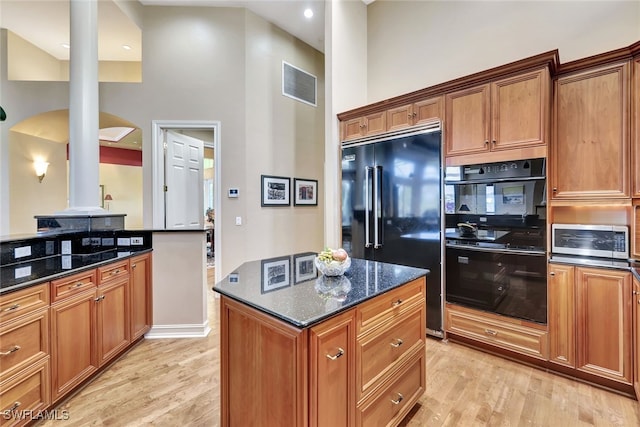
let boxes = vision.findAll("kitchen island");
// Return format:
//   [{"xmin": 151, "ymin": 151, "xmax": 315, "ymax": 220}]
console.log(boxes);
[{"xmin": 213, "ymin": 255, "xmax": 428, "ymax": 427}]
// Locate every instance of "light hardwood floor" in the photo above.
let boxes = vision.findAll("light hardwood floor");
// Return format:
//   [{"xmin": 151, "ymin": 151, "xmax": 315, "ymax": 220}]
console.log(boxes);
[{"xmin": 39, "ymin": 268, "xmax": 640, "ymax": 426}]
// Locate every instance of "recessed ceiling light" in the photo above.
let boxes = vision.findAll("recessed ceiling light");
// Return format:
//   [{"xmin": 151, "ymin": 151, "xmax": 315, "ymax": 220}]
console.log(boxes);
[
  {"xmin": 61, "ymin": 43, "xmax": 70, "ymax": 49},
  {"xmin": 304, "ymin": 8, "xmax": 313, "ymax": 19},
  {"xmin": 122, "ymin": 45, "xmax": 131, "ymax": 50}
]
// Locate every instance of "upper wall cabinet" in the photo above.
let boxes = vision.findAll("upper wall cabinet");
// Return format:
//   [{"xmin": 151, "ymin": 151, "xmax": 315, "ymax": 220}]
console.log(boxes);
[
  {"xmin": 633, "ymin": 56, "xmax": 640, "ymax": 198},
  {"xmin": 342, "ymin": 112, "xmax": 387, "ymax": 142},
  {"xmin": 386, "ymin": 97, "xmax": 443, "ymax": 132},
  {"xmin": 551, "ymin": 61, "xmax": 630, "ymax": 202},
  {"xmin": 444, "ymin": 68, "xmax": 550, "ymax": 164}
]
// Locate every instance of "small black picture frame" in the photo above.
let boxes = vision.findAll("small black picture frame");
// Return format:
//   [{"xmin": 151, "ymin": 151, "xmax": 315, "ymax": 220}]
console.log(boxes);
[
  {"xmin": 293, "ymin": 252, "xmax": 317, "ymax": 283},
  {"xmin": 261, "ymin": 175, "xmax": 291, "ymax": 206},
  {"xmin": 261, "ymin": 256, "xmax": 291, "ymax": 293},
  {"xmin": 293, "ymin": 178, "xmax": 318, "ymax": 206}
]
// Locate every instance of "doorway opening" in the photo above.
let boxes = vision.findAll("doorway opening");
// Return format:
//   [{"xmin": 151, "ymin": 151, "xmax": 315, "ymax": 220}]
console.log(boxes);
[{"xmin": 151, "ymin": 120, "xmax": 221, "ymax": 283}]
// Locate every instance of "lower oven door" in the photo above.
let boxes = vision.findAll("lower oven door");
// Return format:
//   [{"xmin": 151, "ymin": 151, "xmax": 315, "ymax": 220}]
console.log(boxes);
[{"xmin": 446, "ymin": 245, "xmax": 547, "ymax": 324}]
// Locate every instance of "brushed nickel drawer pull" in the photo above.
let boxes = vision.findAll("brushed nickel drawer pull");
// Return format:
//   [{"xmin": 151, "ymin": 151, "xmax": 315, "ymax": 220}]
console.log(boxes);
[
  {"xmin": 94, "ymin": 295, "xmax": 106, "ymax": 302},
  {"xmin": 326, "ymin": 347, "xmax": 344, "ymax": 361},
  {"xmin": 392, "ymin": 299, "xmax": 403, "ymax": 307},
  {"xmin": 69, "ymin": 282, "xmax": 84, "ymax": 289},
  {"xmin": 110, "ymin": 269, "xmax": 121, "ymax": 276},
  {"xmin": 485, "ymin": 329, "xmax": 498, "ymax": 336},
  {"xmin": 391, "ymin": 392, "xmax": 404, "ymax": 405},
  {"xmin": 0, "ymin": 345, "xmax": 21, "ymax": 356},
  {"xmin": 4, "ymin": 304, "xmax": 20, "ymax": 312},
  {"xmin": 390, "ymin": 338, "xmax": 404, "ymax": 348},
  {"xmin": 7, "ymin": 401, "xmax": 21, "ymax": 412},
  {"xmin": 131, "ymin": 263, "xmax": 137, "ymax": 268}
]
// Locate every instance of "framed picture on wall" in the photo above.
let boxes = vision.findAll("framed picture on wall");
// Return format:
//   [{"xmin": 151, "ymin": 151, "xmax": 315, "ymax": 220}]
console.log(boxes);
[
  {"xmin": 261, "ymin": 175, "xmax": 290, "ymax": 206},
  {"xmin": 293, "ymin": 252, "xmax": 317, "ymax": 283},
  {"xmin": 261, "ymin": 256, "xmax": 291, "ymax": 293},
  {"xmin": 293, "ymin": 178, "xmax": 318, "ymax": 206}
]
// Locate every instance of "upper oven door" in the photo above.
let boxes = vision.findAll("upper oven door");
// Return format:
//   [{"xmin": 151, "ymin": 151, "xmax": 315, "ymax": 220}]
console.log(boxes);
[{"xmin": 551, "ymin": 224, "xmax": 629, "ymax": 259}]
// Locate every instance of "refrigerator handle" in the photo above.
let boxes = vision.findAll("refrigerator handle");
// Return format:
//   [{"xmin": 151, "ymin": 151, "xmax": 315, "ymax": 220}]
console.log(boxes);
[
  {"xmin": 374, "ymin": 165, "xmax": 383, "ymax": 249},
  {"xmin": 365, "ymin": 166, "xmax": 373, "ymax": 248}
]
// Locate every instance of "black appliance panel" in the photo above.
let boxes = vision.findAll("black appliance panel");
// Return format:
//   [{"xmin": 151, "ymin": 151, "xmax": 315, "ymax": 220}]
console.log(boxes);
[{"xmin": 446, "ymin": 246, "xmax": 547, "ymax": 324}]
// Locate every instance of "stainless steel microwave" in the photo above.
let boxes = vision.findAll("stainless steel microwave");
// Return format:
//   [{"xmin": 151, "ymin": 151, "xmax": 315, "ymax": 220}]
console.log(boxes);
[{"xmin": 551, "ymin": 224, "xmax": 629, "ymax": 260}]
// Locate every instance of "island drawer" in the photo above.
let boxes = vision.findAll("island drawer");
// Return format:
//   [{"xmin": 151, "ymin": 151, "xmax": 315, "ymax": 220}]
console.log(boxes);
[
  {"xmin": 356, "ymin": 277, "xmax": 425, "ymax": 333},
  {"xmin": 356, "ymin": 351, "xmax": 425, "ymax": 427},
  {"xmin": 0, "ymin": 357, "xmax": 51, "ymax": 425},
  {"xmin": 97, "ymin": 260, "xmax": 129, "ymax": 284},
  {"xmin": 356, "ymin": 305, "xmax": 424, "ymax": 400},
  {"xmin": 0, "ymin": 283, "xmax": 49, "ymax": 323},
  {"xmin": 446, "ymin": 304, "xmax": 548, "ymax": 360},
  {"xmin": 51, "ymin": 271, "xmax": 96, "ymax": 302},
  {"xmin": 0, "ymin": 309, "xmax": 49, "ymax": 381}
]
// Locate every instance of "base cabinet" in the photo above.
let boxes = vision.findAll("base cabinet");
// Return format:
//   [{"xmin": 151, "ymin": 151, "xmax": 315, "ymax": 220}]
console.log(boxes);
[
  {"xmin": 548, "ymin": 264, "xmax": 632, "ymax": 385},
  {"xmin": 220, "ymin": 277, "xmax": 426, "ymax": 427},
  {"xmin": 50, "ymin": 287, "xmax": 98, "ymax": 401},
  {"xmin": 445, "ymin": 304, "xmax": 548, "ymax": 360},
  {"xmin": 633, "ymin": 275, "xmax": 640, "ymax": 400},
  {"xmin": 130, "ymin": 253, "xmax": 152, "ymax": 340}
]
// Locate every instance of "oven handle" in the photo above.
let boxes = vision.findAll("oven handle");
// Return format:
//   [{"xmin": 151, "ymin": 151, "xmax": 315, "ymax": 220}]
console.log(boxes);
[{"xmin": 446, "ymin": 244, "xmax": 546, "ymax": 256}]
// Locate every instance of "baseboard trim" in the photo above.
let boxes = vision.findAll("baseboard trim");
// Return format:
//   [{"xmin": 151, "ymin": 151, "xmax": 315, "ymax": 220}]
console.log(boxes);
[{"xmin": 145, "ymin": 321, "xmax": 211, "ymax": 339}]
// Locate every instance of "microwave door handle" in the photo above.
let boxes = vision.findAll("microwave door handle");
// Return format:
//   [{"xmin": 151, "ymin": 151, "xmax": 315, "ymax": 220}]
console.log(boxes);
[
  {"xmin": 365, "ymin": 166, "xmax": 373, "ymax": 248},
  {"xmin": 374, "ymin": 165, "xmax": 383, "ymax": 249}
]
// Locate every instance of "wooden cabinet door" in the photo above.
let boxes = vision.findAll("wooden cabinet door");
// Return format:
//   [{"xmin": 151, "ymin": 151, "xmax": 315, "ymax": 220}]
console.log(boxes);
[
  {"xmin": 491, "ymin": 68, "xmax": 549, "ymax": 151},
  {"xmin": 50, "ymin": 289, "xmax": 98, "ymax": 401},
  {"xmin": 96, "ymin": 277, "xmax": 130, "ymax": 366},
  {"xmin": 413, "ymin": 96, "xmax": 443, "ymax": 126},
  {"xmin": 309, "ymin": 310, "xmax": 355, "ymax": 427},
  {"xmin": 551, "ymin": 61, "xmax": 630, "ymax": 200},
  {"xmin": 343, "ymin": 117, "xmax": 365, "ymax": 141},
  {"xmin": 548, "ymin": 264, "xmax": 576, "ymax": 367},
  {"xmin": 363, "ymin": 111, "xmax": 386, "ymax": 137},
  {"xmin": 445, "ymin": 84, "xmax": 490, "ymax": 156},
  {"xmin": 387, "ymin": 97, "xmax": 443, "ymax": 132},
  {"xmin": 387, "ymin": 104, "xmax": 413, "ymax": 132},
  {"xmin": 633, "ymin": 275, "xmax": 640, "ymax": 400},
  {"xmin": 575, "ymin": 267, "xmax": 632, "ymax": 383},
  {"xmin": 633, "ymin": 57, "xmax": 640, "ymax": 197},
  {"xmin": 130, "ymin": 254, "xmax": 152, "ymax": 340}
]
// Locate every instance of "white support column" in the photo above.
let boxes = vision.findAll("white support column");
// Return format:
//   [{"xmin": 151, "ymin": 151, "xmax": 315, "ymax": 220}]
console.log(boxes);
[{"xmin": 66, "ymin": 0, "xmax": 101, "ymax": 212}]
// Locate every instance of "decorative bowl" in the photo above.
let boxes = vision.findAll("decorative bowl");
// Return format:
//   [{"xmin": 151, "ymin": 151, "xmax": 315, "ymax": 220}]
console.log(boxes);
[{"xmin": 314, "ymin": 255, "xmax": 351, "ymax": 277}]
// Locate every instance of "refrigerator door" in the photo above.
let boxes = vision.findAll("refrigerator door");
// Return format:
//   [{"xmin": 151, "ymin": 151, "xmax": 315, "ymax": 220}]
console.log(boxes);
[
  {"xmin": 372, "ymin": 130, "xmax": 443, "ymax": 334},
  {"xmin": 341, "ymin": 144, "xmax": 375, "ymax": 260}
]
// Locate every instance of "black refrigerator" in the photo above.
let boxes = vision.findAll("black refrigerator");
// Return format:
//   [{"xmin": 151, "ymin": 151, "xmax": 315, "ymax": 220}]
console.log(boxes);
[{"xmin": 341, "ymin": 125, "xmax": 443, "ymax": 337}]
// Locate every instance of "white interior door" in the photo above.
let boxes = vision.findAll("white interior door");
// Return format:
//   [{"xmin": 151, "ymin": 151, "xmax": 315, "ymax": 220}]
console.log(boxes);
[{"xmin": 165, "ymin": 130, "xmax": 204, "ymax": 229}]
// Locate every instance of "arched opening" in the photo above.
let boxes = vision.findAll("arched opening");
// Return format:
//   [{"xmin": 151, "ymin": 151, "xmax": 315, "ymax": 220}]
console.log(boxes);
[{"xmin": 8, "ymin": 109, "xmax": 143, "ymax": 234}]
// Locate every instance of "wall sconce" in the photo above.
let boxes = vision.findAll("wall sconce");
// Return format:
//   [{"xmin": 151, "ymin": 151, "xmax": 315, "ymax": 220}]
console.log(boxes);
[
  {"xmin": 34, "ymin": 159, "xmax": 49, "ymax": 183},
  {"xmin": 104, "ymin": 194, "xmax": 113, "ymax": 211}
]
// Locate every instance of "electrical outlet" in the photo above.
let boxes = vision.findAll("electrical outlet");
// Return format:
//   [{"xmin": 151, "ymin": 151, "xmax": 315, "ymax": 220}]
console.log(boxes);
[
  {"xmin": 130, "ymin": 237, "xmax": 143, "ymax": 245},
  {"xmin": 117, "ymin": 237, "xmax": 131, "ymax": 246},
  {"xmin": 235, "ymin": 216, "xmax": 242, "ymax": 226},
  {"xmin": 61, "ymin": 240, "xmax": 72, "ymax": 254},
  {"xmin": 14, "ymin": 246, "xmax": 32, "ymax": 258}
]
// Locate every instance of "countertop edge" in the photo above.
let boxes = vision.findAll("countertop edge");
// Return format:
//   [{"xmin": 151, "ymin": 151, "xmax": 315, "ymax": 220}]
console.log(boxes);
[
  {"xmin": 213, "ymin": 269, "xmax": 429, "ymax": 329},
  {"xmin": 0, "ymin": 248, "xmax": 153, "ymax": 295}
]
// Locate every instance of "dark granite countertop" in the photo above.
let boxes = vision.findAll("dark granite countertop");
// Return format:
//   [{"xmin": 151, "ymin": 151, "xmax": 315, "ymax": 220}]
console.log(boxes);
[
  {"xmin": 213, "ymin": 255, "xmax": 429, "ymax": 328},
  {"xmin": 0, "ymin": 248, "xmax": 152, "ymax": 294}
]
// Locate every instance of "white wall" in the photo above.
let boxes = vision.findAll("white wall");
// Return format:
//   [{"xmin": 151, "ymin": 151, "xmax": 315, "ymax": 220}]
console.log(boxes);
[
  {"xmin": 366, "ymin": 0, "xmax": 640, "ymax": 103},
  {"xmin": 324, "ymin": 0, "xmax": 368, "ymax": 248}
]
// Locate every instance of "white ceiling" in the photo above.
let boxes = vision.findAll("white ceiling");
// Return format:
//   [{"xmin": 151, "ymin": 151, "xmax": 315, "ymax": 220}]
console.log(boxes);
[{"xmin": 0, "ymin": 0, "xmax": 326, "ymax": 62}]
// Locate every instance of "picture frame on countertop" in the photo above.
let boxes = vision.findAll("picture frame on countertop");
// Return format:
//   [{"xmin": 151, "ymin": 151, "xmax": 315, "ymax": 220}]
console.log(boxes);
[
  {"xmin": 293, "ymin": 178, "xmax": 317, "ymax": 206},
  {"xmin": 261, "ymin": 256, "xmax": 291, "ymax": 293},
  {"xmin": 261, "ymin": 175, "xmax": 290, "ymax": 206},
  {"xmin": 293, "ymin": 252, "xmax": 317, "ymax": 284}
]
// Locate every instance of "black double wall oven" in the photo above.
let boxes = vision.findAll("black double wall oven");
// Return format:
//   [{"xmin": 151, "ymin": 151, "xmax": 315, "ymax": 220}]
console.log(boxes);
[{"xmin": 444, "ymin": 159, "xmax": 548, "ymax": 325}]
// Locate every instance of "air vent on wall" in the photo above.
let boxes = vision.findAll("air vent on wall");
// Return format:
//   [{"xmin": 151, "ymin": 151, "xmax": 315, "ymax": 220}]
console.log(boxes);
[{"xmin": 282, "ymin": 61, "xmax": 317, "ymax": 107}]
